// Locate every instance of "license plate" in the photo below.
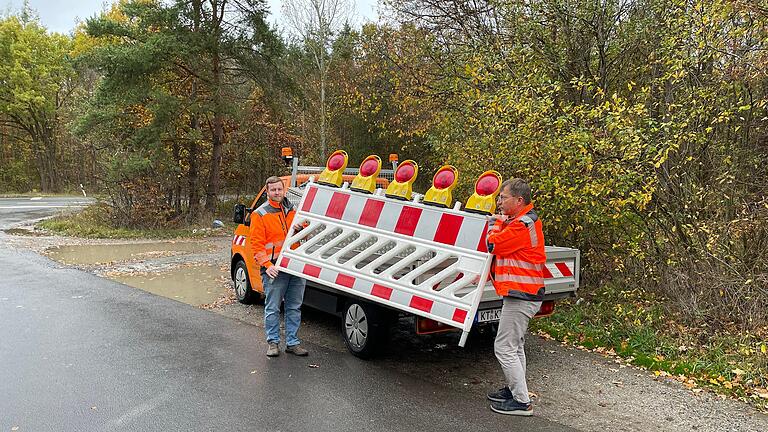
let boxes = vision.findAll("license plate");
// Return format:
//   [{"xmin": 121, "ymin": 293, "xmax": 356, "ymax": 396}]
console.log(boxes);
[{"xmin": 476, "ymin": 308, "xmax": 502, "ymax": 323}]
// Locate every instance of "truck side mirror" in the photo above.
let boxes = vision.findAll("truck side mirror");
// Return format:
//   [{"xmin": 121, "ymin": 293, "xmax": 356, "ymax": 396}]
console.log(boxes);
[{"xmin": 233, "ymin": 204, "xmax": 246, "ymax": 224}]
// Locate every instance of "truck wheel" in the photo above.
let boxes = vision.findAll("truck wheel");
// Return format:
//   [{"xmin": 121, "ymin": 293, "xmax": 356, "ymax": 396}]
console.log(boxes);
[
  {"xmin": 342, "ymin": 300, "xmax": 391, "ymax": 359},
  {"xmin": 233, "ymin": 260, "xmax": 262, "ymax": 304}
]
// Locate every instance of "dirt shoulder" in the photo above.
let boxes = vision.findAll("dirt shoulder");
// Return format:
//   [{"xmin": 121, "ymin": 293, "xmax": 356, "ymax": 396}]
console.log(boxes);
[{"xmin": 5, "ymin": 228, "xmax": 768, "ymax": 432}]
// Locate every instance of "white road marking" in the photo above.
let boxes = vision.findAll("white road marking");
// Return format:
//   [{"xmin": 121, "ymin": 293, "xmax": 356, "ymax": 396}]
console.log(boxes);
[
  {"xmin": 0, "ymin": 205, "xmax": 88, "ymax": 209},
  {"xmin": 30, "ymin": 197, "xmax": 42, "ymax": 201}
]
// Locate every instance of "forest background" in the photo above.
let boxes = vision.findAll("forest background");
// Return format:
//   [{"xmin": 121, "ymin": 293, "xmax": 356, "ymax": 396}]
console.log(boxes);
[{"xmin": 1, "ymin": 0, "xmax": 767, "ymax": 407}]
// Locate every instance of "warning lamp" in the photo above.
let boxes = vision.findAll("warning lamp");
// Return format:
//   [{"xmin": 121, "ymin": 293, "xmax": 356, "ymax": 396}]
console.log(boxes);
[
  {"xmin": 465, "ymin": 170, "xmax": 502, "ymax": 215},
  {"xmin": 389, "ymin": 153, "xmax": 399, "ymax": 163},
  {"xmin": 351, "ymin": 155, "xmax": 382, "ymax": 194},
  {"xmin": 385, "ymin": 160, "xmax": 419, "ymax": 200},
  {"xmin": 317, "ymin": 150, "xmax": 349, "ymax": 187},
  {"xmin": 423, "ymin": 165, "xmax": 459, "ymax": 208},
  {"xmin": 281, "ymin": 147, "xmax": 294, "ymax": 166}
]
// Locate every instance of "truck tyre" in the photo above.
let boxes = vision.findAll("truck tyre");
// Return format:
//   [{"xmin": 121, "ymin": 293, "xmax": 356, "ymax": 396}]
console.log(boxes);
[
  {"xmin": 342, "ymin": 300, "xmax": 392, "ymax": 359},
  {"xmin": 233, "ymin": 260, "xmax": 263, "ymax": 304}
]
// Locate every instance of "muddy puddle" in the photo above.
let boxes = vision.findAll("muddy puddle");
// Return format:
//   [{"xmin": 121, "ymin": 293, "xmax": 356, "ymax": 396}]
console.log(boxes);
[
  {"xmin": 110, "ymin": 264, "xmax": 230, "ymax": 306},
  {"xmin": 46, "ymin": 242, "xmax": 213, "ymax": 265}
]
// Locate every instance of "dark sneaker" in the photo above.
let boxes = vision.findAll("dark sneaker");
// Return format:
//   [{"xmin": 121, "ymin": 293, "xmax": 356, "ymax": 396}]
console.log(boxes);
[
  {"xmin": 285, "ymin": 344, "xmax": 309, "ymax": 356},
  {"xmin": 266, "ymin": 342, "xmax": 280, "ymax": 357},
  {"xmin": 490, "ymin": 398, "xmax": 533, "ymax": 416},
  {"xmin": 487, "ymin": 386, "xmax": 514, "ymax": 402}
]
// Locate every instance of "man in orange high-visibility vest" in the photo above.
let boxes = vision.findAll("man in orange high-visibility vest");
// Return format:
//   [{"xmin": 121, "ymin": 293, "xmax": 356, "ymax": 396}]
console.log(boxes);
[
  {"xmin": 250, "ymin": 176, "xmax": 308, "ymax": 358},
  {"xmin": 485, "ymin": 178, "xmax": 546, "ymax": 416}
]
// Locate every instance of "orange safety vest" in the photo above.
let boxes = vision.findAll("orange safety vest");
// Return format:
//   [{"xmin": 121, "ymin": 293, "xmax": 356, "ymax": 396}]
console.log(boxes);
[
  {"xmin": 249, "ymin": 198, "xmax": 295, "ymax": 268},
  {"xmin": 487, "ymin": 203, "xmax": 546, "ymax": 300}
]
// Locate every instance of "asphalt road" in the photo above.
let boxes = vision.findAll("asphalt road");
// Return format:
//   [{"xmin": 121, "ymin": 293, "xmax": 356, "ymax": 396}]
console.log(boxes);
[
  {"xmin": 0, "ymin": 196, "xmax": 92, "ymax": 229},
  {"xmin": 0, "ymin": 199, "xmax": 575, "ymax": 431}
]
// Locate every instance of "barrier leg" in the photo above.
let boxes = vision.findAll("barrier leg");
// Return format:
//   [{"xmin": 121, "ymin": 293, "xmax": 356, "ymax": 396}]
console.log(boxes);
[{"xmin": 459, "ymin": 330, "xmax": 469, "ymax": 347}]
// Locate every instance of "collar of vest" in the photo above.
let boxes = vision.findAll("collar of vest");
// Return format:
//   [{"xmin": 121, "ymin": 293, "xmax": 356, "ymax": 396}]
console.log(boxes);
[
  {"xmin": 511, "ymin": 203, "xmax": 534, "ymax": 220},
  {"xmin": 268, "ymin": 197, "xmax": 294, "ymax": 212}
]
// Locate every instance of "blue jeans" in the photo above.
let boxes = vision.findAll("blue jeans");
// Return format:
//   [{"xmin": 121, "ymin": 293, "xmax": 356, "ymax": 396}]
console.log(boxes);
[{"xmin": 262, "ymin": 269, "xmax": 306, "ymax": 347}]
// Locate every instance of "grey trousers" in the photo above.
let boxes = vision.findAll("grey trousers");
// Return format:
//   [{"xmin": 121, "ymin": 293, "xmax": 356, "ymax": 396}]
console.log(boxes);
[{"xmin": 494, "ymin": 297, "xmax": 542, "ymax": 403}]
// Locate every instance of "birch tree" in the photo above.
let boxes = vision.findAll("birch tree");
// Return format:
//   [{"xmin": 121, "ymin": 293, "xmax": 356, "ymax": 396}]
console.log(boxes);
[{"xmin": 282, "ymin": 0, "xmax": 354, "ymax": 160}]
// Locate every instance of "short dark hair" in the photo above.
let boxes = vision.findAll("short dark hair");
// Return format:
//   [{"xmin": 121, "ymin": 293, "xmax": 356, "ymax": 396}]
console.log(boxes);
[
  {"xmin": 501, "ymin": 178, "xmax": 532, "ymax": 204},
  {"xmin": 265, "ymin": 176, "xmax": 282, "ymax": 187}
]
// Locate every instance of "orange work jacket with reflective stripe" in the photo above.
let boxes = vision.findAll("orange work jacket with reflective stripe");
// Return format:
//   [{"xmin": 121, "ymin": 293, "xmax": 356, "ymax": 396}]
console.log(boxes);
[
  {"xmin": 249, "ymin": 197, "xmax": 295, "ymax": 269},
  {"xmin": 487, "ymin": 203, "xmax": 546, "ymax": 301}
]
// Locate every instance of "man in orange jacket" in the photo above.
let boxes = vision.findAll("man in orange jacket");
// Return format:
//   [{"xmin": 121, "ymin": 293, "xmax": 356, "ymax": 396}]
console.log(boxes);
[
  {"xmin": 485, "ymin": 178, "xmax": 546, "ymax": 416},
  {"xmin": 250, "ymin": 176, "xmax": 308, "ymax": 357}
]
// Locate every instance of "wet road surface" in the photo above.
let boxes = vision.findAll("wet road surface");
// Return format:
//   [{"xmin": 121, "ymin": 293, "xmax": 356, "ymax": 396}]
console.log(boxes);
[
  {"xmin": 0, "ymin": 247, "xmax": 575, "ymax": 431},
  {"xmin": 0, "ymin": 196, "xmax": 92, "ymax": 229},
  {"xmin": 0, "ymin": 201, "xmax": 574, "ymax": 431}
]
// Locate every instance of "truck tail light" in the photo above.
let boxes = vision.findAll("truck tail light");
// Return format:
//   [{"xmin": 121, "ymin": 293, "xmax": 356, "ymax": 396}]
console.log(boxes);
[
  {"xmin": 415, "ymin": 317, "xmax": 459, "ymax": 335},
  {"xmin": 535, "ymin": 300, "xmax": 555, "ymax": 317}
]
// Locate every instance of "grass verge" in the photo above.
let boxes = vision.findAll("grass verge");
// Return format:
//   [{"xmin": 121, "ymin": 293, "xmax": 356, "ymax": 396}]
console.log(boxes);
[
  {"xmin": 531, "ymin": 286, "xmax": 768, "ymax": 411},
  {"xmin": 37, "ymin": 203, "xmax": 234, "ymax": 239}
]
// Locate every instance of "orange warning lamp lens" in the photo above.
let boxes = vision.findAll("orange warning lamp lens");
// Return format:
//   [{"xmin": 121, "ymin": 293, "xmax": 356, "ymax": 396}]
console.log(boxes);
[
  {"xmin": 395, "ymin": 162, "xmax": 416, "ymax": 182},
  {"xmin": 389, "ymin": 153, "xmax": 399, "ymax": 163},
  {"xmin": 475, "ymin": 173, "xmax": 500, "ymax": 196},
  {"xmin": 281, "ymin": 147, "xmax": 293, "ymax": 158}
]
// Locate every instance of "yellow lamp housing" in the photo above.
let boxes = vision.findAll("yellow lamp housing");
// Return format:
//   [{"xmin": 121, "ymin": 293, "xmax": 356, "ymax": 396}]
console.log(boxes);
[
  {"xmin": 423, "ymin": 165, "xmax": 459, "ymax": 208},
  {"xmin": 465, "ymin": 170, "xmax": 502, "ymax": 215},
  {"xmin": 385, "ymin": 160, "xmax": 419, "ymax": 200},
  {"xmin": 317, "ymin": 150, "xmax": 349, "ymax": 187},
  {"xmin": 350, "ymin": 155, "xmax": 382, "ymax": 194}
]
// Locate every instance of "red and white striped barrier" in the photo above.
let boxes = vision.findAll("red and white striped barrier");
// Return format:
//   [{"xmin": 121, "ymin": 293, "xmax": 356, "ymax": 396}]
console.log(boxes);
[
  {"xmin": 280, "ymin": 255, "xmax": 472, "ymax": 326},
  {"xmin": 277, "ymin": 181, "xmax": 494, "ymax": 346},
  {"xmin": 298, "ymin": 183, "xmax": 490, "ymax": 252},
  {"xmin": 544, "ymin": 261, "xmax": 574, "ymax": 279}
]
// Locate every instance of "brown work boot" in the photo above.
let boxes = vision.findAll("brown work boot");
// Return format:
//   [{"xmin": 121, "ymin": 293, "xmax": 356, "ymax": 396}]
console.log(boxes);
[
  {"xmin": 266, "ymin": 342, "xmax": 280, "ymax": 357},
  {"xmin": 285, "ymin": 344, "xmax": 309, "ymax": 356}
]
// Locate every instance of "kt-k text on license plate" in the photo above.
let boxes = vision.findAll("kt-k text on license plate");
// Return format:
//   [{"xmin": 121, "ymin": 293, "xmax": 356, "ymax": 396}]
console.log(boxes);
[{"xmin": 477, "ymin": 308, "xmax": 502, "ymax": 323}]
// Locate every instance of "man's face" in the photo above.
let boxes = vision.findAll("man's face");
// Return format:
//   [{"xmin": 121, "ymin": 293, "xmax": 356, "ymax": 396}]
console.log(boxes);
[
  {"xmin": 266, "ymin": 181, "xmax": 284, "ymax": 203},
  {"xmin": 497, "ymin": 187, "xmax": 525, "ymax": 216}
]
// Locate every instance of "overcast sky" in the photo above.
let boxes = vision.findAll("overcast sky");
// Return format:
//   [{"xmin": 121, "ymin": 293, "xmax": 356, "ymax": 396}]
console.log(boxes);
[{"xmin": 2, "ymin": 0, "xmax": 378, "ymax": 34}]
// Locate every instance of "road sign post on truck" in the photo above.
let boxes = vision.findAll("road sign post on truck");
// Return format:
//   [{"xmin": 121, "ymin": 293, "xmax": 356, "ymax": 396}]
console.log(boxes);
[{"xmin": 230, "ymin": 148, "xmax": 580, "ymax": 358}]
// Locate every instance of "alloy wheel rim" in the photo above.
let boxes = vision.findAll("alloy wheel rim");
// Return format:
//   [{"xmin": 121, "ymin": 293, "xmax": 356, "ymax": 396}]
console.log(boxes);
[
  {"xmin": 235, "ymin": 267, "xmax": 247, "ymax": 298},
  {"xmin": 344, "ymin": 304, "xmax": 368, "ymax": 349}
]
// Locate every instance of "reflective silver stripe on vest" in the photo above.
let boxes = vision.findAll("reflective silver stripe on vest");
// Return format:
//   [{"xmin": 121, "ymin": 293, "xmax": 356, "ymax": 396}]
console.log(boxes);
[
  {"xmin": 518, "ymin": 215, "xmax": 538, "ymax": 247},
  {"xmin": 257, "ymin": 199, "xmax": 293, "ymax": 216},
  {"xmin": 264, "ymin": 243, "xmax": 274, "ymax": 250},
  {"xmin": 496, "ymin": 258, "xmax": 543, "ymax": 271},
  {"xmin": 495, "ymin": 273, "xmax": 544, "ymax": 285},
  {"xmin": 257, "ymin": 205, "xmax": 282, "ymax": 216}
]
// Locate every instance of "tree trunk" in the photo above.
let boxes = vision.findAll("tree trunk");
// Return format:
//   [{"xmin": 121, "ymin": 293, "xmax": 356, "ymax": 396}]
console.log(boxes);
[
  {"xmin": 205, "ymin": 111, "xmax": 224, "ymax": 213},
  {"xmin": 31, "ymin": 128, "xmax": 60, "ymax": 193},
  {"xmin": 205, "ymin": 53, "xmax": 222, "ymax": 212},
  {"xmin": 320, "ymin": 74, "xmax": 327, "ymax": 160},
  {"xmin": 188, "ymin": 114, "xmax": 201, "ymax": 221},
  {"xmin": 172, "ymin": 139, "xmax": 182, "ymax": 215},
  {"xmin": 187, "ymin": 0, "xmax": 203, "ymax": 222},
  {"xmin": 204, "ymin": 0, "xmax": 225, "ymax": 214}
]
